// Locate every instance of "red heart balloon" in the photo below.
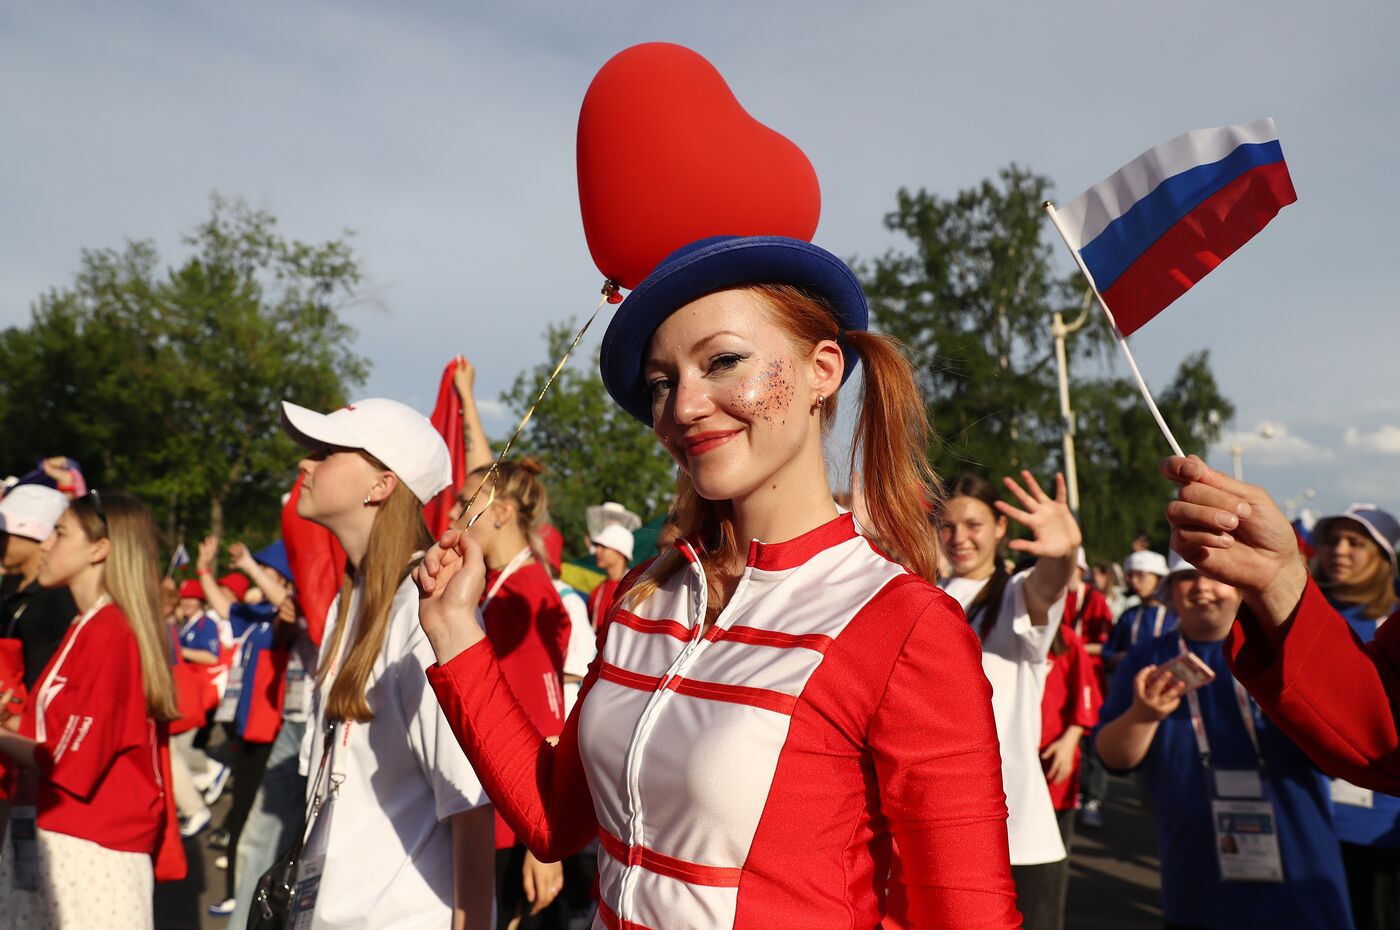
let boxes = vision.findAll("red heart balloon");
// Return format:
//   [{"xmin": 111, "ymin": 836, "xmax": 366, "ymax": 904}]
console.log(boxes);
[{"xmin": 577, "ymin": 43, "xmax": 821, "ymax": 291}]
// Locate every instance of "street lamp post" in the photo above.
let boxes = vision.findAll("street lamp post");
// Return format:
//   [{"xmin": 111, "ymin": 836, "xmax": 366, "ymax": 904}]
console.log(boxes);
[
  {"xmin": 1052, "ymin": 291, "xmax": 1093, "ymax": 516},
  {"xmin": 1230, "ymin": 423, "xmax": 1278, "ymax": 482}
]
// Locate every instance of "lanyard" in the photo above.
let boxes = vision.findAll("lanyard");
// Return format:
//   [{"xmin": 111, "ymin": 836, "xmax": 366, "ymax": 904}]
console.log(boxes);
[
  {"xmin": 1180, "ymin": 634, "xmax": 1263, "ymax": 772},
  {"xmin": 482, "ymin": 547, "xmax": 534, "ymax": 611},
  {"xmin": 1131, "ymin": 604, "xmax": 1167, "ymax": 642},
  {"xmin": 179, "ymin": 612, "xmax": 207, "ymax": 640},
  {"xmin": 34, "ymin": 595, "xmax": 111, "ymax": 743}
]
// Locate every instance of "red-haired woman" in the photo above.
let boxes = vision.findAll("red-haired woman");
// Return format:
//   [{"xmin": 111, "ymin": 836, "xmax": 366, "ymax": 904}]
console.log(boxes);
[{"xmin": 418, "ymin": 236, "xmax": 1021, "ymax": 927}]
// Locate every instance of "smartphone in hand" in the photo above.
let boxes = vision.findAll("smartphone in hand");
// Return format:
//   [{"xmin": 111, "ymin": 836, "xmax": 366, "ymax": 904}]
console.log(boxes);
[{"xmin": 1160, "ymin": 652, "xmax": 1216, "ymax": 692}]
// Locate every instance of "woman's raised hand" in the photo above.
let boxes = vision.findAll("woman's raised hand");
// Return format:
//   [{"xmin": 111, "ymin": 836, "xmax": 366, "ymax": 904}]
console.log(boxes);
[
  {"xmin": 451, "ymin": 355, "xmax": 476, "ymax": 400},
  {"xmin": 415, "ymin": 528, "xmax": 489, "ymax": 665},
  {"xmin": 196, "ymin": 535, "xmax": 219, "ymax": 572},
  {"xmin": 997, "ymin": 471, "xmax": 1082, "ymax": 559},
  {"xmin": 1161, "ymin": 455, "xmax": 1308, "ymax": 626}
]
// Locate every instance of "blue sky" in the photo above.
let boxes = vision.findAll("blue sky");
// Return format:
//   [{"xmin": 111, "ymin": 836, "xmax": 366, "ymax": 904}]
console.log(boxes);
[{"xmin": 3, "ymin": 1, "xmax": 1397, "ymax": 530}]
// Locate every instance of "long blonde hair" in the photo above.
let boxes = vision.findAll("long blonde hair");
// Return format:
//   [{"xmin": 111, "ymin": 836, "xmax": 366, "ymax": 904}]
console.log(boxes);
[
  {"xmin": 623, "ymin": 284, "xmax": 941, "ymax": 619},
  {"xmin": 69, "ymin": 492, "xmax": 179, "ymax": 721},
  {"xmin": 319, "ymin": 456, "xmax": 433, "ymax": 722}
]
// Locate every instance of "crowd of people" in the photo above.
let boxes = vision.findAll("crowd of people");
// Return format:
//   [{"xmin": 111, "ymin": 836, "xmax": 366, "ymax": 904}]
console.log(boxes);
[{"xmin": 0, "ymin": 231, "xmax": 1394, "ymax": 930}]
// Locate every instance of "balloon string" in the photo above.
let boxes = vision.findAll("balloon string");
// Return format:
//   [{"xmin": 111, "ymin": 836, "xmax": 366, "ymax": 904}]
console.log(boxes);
[{"xmin": 453, "ymin": 280, "xmax": 620, "ymax": 531}]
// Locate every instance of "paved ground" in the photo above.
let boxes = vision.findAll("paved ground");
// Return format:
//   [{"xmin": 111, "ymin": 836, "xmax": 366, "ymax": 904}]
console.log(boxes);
[{"xmin": 157, "ymin": 775, "xmax": 1163, "ymax": 929}]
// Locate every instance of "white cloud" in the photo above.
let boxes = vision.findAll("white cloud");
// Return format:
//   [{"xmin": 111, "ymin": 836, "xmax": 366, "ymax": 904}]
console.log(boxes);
[
  {"xmin": 1212, "ymin": 422, "xmax": 1336, "ymax": 467},
  {"xmin": 476, "ymin": 398, "xmax": 512, "ymax": 422},
  {"xmin": 1344, "ymin": 426, "xmax": 1400, "ymax": 456}
]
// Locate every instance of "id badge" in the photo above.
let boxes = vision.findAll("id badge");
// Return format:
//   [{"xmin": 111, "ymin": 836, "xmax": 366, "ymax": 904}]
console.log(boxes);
[
  {"xmin": 1213, "ymin": 769, "xmax": 1264, "ymax": 799},
  {"xmin": 1211, "ymin": 798, "xmax": 1285, "ymax": 883},
  {"xmin": 283, "ymin": 663, "xmax": 308, "ymax": 719},
  {"xmin": 9, "ymin": 805, "xmax": 37, "ymax": 891},
  {"xmin": 290, "ymin": 792, "xmax": 332, "ymax": 930},
  {"xmin": 1331, "ymin": 778, "xmax": 1375, "ymax": 809},
  {"xmin": 214, "ymin": 661, "xmax": 244, "ymax": 724}
]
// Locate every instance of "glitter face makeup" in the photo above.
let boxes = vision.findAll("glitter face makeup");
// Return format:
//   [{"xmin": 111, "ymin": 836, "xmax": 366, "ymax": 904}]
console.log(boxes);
[{"xmin": 731, "ymin": 357, "xmax": 795, "ymax": 426}]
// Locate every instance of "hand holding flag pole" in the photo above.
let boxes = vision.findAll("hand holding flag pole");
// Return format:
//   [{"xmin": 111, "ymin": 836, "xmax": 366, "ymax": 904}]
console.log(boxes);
[{"xmin": 1044, "ymin": 118, "xmax": 1297, "ymax": 459}]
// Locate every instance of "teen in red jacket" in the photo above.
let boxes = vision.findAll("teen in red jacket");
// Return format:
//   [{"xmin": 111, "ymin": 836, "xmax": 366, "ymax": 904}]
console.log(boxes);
[
  {"xmin": 1040, "ymin": 624, "xmax": 1102, "ymax": 815},
  {"xmin": 417, "ymin": 237, "xmax": 1021, "ymax": 927},
  {"xmin": 0, "ymin": 491, "xmax": 180, "ymax": 928},
  {"xmin": 1162, "ymin": 454, "xmax": 1400, "ymax": 794},
  {"xmin": 457, "ymin": 456, "xmax": 571, "ymax": 927}
]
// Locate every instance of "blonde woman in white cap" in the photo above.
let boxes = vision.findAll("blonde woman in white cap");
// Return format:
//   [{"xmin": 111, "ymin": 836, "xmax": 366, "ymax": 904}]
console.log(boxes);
[
  {"xmin": 1307, "ymin": 504, "xmax": 1400, "ymax": 929},
  {"xmin": 277, "ymin": 398, "xmax": 493, "ymax": 930},
  {"xmin": 587, "ymin": 523, "xmax": 633, "ymax": 639}
]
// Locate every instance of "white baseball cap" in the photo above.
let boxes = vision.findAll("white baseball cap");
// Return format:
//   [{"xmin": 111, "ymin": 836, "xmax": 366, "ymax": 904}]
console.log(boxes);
[
  {"xmin": 1124, "ymin": 550, "xmax": 1170, "ymax": 577},
  {"xmin": 1165, "ymin": 550, "xmax": 1197, "ymax": 578},
  {"xmin": 591, "ymin": 524, "xmax": 635, "ymax": 563},
  {"xmin": 281, "ymin": 398, "xmax": 452, "ymax": 505},
  {"xmin": 0, "ymin": 484, "xmax": 69, "ymax": 541},
  {"xmin": 1313, "ymin": 504, "xmax": 1400, "ymax": 572}
]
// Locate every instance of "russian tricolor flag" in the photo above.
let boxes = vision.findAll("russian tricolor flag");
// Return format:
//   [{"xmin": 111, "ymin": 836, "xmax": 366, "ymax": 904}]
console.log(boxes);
[{"xmin": 1056, "ymin": 118, "xmax": 1297, "ymax": 336}]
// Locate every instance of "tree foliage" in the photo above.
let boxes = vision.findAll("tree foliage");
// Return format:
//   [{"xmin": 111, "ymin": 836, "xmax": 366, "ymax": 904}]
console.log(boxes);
[
  {"xmin": 0, "ymin": 195, "xmax": 369, "ymax": 547},
  {"xmin": 502, "ymin": 321, "xmax": 676, "ymax": 558},
  {"xmin": 860, "ymin": 166, "xmax": 1233, "ymax": 558}
]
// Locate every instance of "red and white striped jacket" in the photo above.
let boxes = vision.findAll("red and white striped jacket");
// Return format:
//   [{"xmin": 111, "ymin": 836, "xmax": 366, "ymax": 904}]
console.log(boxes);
[{"xmin": 428, "ymin": 513, "xmax": 1019, "ymax": 928}]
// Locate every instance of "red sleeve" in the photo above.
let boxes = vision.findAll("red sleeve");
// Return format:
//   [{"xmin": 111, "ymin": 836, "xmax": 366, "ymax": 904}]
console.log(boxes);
[
  {"xmin": 869, "ymin": 594, "xmax": 1020, "ymax": 927},
  {"xmin": 1227, "ymin": 576, "xmax": 1400, "ymax": 792},
  {"xmin": 35, "ymin": 616, "xmax": 145, "ymax": 800},
  {"xmin": 1085, "ymin": 590, "xmax": 1115, "ymax": 646},
  {"xmin": 426, "ymin": 636, "xmax": 599, "ymax": 861}
]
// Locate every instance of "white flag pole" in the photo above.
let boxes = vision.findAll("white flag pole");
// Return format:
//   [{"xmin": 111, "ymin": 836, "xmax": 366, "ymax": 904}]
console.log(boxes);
[{"xmin": 1042, "ymin": 200, "xmax": 1185, "ymax": 457}]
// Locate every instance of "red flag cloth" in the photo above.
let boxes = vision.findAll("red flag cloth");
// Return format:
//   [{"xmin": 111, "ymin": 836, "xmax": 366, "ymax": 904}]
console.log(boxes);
[
  {"xmin": 243, "ymin": 648, "xmax": 290, "ymax": 744},
  {"xmin": 281, "ymin": 476, "xmax": 347, "ymax": 647},
  {"xmin": 423, "ymin": 361, "xmax": 467, "ymax": 538}
]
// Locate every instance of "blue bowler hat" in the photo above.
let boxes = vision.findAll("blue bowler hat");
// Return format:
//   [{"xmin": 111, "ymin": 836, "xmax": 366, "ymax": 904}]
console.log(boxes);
[{"xmin": 599, "ymin": 235, "xmax": 869, "ymax": 426}]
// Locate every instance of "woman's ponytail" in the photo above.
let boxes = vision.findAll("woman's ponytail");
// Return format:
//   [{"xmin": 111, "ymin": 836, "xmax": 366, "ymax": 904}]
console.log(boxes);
[{"xmin": 843, "ymin": 330, "xmax": 942, "ymax": 584}]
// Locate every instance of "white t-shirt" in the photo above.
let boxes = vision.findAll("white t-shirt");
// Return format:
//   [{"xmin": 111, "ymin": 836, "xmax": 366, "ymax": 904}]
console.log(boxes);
[
  {"xmin": 300, "ymin": 576, "xmax": 489, "ymax": 930},
  {"xmin": 553, "ymin": 580, "xmax": 595, "ymax": 719},
  {"xmin": 939, "ymin": 571, "xmax": 1067, "ymax": 866}
]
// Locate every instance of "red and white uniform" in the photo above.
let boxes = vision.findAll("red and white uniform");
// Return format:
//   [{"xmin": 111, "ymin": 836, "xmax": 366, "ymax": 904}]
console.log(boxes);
[
  {"xmin": 430, "ymin": 513, "xmax": 1018, "ymax": 928},
  {"xmin": 24, "ymin": 600, "xmax": 165, "ymax": 853},
  {"xmin": 1038, "ymin": 625, "xmax": 1101, "ymax": 810},
  {"xmin": 481, "ymin": 552, "xmax": 569, "ymax": 849}
]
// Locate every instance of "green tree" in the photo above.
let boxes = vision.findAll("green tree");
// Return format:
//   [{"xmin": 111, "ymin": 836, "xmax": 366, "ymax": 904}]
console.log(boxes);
[
  {"xmin": 859, "ymin": 166, "xmax": 1231, "ymax": 558},
  {"xmin": 502, "ymin": 321, "xmax": 676, "ymax": 557},
  {"xmin": 1073, "ymin": 351, "xmax": 1233, "ymax": 555},
  {"xmin": 0, "ymin": 195, "xmax": 369, "ymax": 547},
  {"xmin": 861, "ymin": 166, "xmax": 1097, "ymax": 476}
]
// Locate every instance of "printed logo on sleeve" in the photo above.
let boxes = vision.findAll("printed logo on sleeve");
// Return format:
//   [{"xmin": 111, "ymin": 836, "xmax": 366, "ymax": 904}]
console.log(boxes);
[{"xmin": 52, "ymin": 714, "xmax": 94, "ymax": 762}]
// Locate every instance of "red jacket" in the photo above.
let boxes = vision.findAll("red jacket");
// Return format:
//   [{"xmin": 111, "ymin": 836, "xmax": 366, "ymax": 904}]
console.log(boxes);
[
  {"xmin": 1227, "ymin": 577, "xmax": 1400, "ymax": 793},
  {"xmin": 481, "ymin": 559, "xmax": 569, "ymax": 849},
  {"xmin": 1039, "ymin": 625, "xmax": 1102, "ymax": 809}
]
